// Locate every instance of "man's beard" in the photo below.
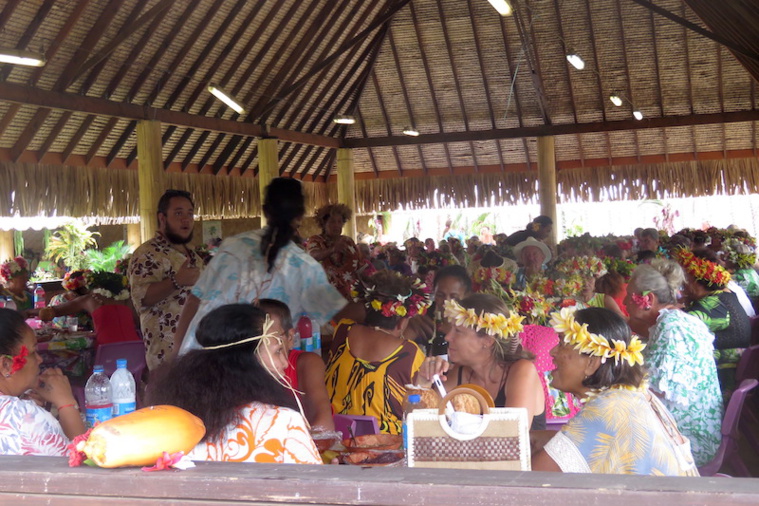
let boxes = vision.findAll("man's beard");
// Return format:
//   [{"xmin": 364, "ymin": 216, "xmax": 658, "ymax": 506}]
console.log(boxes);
[{"xmin": 165, "ymin": 224, "xmax": 193, "ymax": 245}]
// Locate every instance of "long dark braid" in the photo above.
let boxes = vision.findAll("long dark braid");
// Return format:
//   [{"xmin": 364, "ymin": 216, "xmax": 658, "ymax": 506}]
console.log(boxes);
[{"xmin": 260, "ymin": 178, "xmax": 306, "ymax": 273}]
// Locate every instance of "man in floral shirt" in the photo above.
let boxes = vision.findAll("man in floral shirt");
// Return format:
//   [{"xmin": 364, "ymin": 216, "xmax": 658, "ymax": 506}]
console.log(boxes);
[{"xmin": 129, "ymin": 190, "xmax": 204, "ymax": 371}]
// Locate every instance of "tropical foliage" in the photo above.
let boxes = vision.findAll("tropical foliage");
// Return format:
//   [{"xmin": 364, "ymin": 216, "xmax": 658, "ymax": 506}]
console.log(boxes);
[
  {"xmin": 84, "ymin": 240, "xmax": 131, "ymax": 272},
  {"xmin": 45, "ymin": 223, "xmax": 99, "ymax": 271}
]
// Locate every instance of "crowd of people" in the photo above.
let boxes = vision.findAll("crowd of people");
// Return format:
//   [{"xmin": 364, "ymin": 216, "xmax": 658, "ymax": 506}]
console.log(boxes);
[{"xmin": 0, "ymin": 179, "xmax": 756, "ymax": 477}]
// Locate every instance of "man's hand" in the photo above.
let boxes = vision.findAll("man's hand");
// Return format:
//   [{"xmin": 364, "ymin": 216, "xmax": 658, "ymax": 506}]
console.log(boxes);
[{"xmin": 174, "ymin": 259, "xmax": 200, "ymax": 287}]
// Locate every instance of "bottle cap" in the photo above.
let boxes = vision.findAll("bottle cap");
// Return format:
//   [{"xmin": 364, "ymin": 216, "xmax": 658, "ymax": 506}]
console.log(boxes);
[
  {"xmin": 409, "ymin": 394, "xmax": 421, "ymax": 403},
  {"xmin": 93, "ymin": 365, "xmax": 104, "ymax": 373},
  {"xmin": 116, "ymin": 358, "xmax": 127, "ymax": 368}
]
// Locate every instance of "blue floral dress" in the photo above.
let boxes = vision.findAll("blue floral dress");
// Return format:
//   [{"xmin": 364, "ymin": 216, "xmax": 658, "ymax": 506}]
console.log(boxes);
[
  {"xmin": 179, "ymin": 230, "xmax": 347, "ymax": 354},
  {"xmin": 644, "ymin": 309, "xmax": 723, "ymax": 467}
]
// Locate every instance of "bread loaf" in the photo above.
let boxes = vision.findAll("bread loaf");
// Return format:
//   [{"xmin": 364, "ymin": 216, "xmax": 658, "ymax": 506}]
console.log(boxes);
[{"xmin": 81, "ymin": 405, "xmax": 205, "ymax": 468}]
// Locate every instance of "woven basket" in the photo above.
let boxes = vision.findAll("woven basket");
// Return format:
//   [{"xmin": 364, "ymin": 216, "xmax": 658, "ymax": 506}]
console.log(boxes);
[{"xmin": 405, "ymin": 387, "xmax": 530, "ymax": 470}]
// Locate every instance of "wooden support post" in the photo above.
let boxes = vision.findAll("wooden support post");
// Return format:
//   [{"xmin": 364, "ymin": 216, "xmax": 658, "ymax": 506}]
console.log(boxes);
[
  {"xmin": 257, "ymin": 138, "xmax": 279, "ymax": 228},
  {"xmin": 537, "ymin": 136, "xmax": 557, "ymax": 248},
  {"xmin": 126, "ymin": 223, "xmax": 141, "ymax": 251},
  {"xmin": 336, "ymin": 148, "xmax": 357, "ymax": 241},
  {"xmin": 0, "ymin": 230, "xmax": 13, "ymax": 262},
  {"xmin": 136, "ymin": 120, "xmax": 164, "ymax": 242}
]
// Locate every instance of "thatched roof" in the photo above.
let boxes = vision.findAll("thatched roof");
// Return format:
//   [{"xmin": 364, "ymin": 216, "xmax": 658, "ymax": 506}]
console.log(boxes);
[{"xmin": 0, "ymin": 0, "xmax": 757, "ymax": 216}]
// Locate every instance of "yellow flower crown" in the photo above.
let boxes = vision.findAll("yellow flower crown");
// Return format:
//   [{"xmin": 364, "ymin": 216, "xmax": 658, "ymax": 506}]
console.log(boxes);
[
  {"xmin": 549, "ymin": 307, "xmax": 645, "ymax": 367},
  {"xmin": 443, "ymin": 299, "xmax": 525, "ymax": 340}
]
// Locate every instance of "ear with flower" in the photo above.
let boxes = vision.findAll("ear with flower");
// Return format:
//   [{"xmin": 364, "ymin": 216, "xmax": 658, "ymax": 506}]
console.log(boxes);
[
  {"xmin": 549, "ymin": 307, "xmax": 645, "ymax": 367},
  {"xmin": 1, "ymin": 256, "xmax": 29, "ymax": 284},
  {"xmin": 2, "ymin": 345, "xmax": 29, "ymax": 375}
]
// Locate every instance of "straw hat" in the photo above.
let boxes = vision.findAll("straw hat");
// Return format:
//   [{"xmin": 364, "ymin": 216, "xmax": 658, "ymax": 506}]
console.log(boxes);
[{"xmin": 513, "ymin": 237, "xmax": 552, "ymax": 264}]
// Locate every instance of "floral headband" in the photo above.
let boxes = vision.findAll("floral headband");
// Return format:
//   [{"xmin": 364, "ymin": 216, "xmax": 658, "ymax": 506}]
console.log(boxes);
[
  {"xmin": 549, "ymin": 307, "xmax": 645, "ymax": 367},
  {"xmin": 0, "ymin": 256, "xmax": 29, "ymax": 283},
  {"xmin": 554, "ymin": 256, "xmax": 606, "ymax": 278},
  {"xmin": 444, "ymin": 299, "xmax": 525, "ymax": 341},
  {"xmin": 473, "ymin": 266, "xmax": 515, "ymax": 287},
  {"xmin": 2, "ymin": 345, "xmax": 28, "ymax": 375},
  {"xmin": 63, "ymin": 270, "xmax": 91, "ymax": 292},
  {"xmin": 673, "ymin": 248, "xmax": 731, "ymax": 288},
  {"xmin": 722, "ymin": 238, "xmax": 757, "ymax": 270},
  {"xmin": 84, "ymin": 271, "xmax": 130, "ymax": 301},
  {"xmin": 352, "ymin": 278, "xmax": 431, "ymax": 318}
]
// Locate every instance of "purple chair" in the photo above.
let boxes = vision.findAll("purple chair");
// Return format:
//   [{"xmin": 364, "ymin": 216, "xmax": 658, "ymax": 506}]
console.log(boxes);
[
  {"xmin": 750, "ymin": 316, "xmax": 759, "ymax": 346},
  {"xmin": 333, "ymin": 414, "xmax": 380, "ymax": 440},
  {"xmin": 736, "ymin": 345, "xmax": 759, "ymax": 458},
  {"xmin": 698, "ymin": 378, "xmax": 758, "ymax": 477},
  {"xmin": 93, "ymin": 341, "xmax": 146, "ymax": 379},
  {"xmin": 736, "ymin": 345, "xmax": 759, "ymax": 385}
]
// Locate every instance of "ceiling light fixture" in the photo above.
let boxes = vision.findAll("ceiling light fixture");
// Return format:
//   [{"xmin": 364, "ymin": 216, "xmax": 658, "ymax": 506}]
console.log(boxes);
[
  {"xmin": 609, "ymin": 95, "xmax": 623, "ymax": 107},
  {"xmin": 0, "ymin": 47, "xmax": 45, "ymax": 67},
  {"xmin": 566, "ymin": 53, "xmax": 585, "ymax": 70},
  {"xmin": 208, "ymin": 84, "xmax": 245, "ymax": 114},
  {"xmin": 633, "ymin": 110, "xmax": 643, "ymax": 120},
  {"xmin": 402, "ymin": 127, "xmax": 420, "ymax": 136},
  {"xmin": 333, "ymin": 114, "xmax": 356, "ymax": 125},
  {"xmin": 486, "ymin": 0, "xmax": 513, "ymax": 16}
]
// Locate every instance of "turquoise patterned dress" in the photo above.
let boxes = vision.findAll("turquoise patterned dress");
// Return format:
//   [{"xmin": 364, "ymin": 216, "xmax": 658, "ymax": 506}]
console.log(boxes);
[
  {"xmin": 178, "ymin": 229, "xmax": 347, "ymax": 354},
  {"xmin": 644, "ymin": 309, "xmax": 723, "ymax": 467},
  {"xmin": 733, "ymin": 268, "xmax": 759, "ymax": 298}
]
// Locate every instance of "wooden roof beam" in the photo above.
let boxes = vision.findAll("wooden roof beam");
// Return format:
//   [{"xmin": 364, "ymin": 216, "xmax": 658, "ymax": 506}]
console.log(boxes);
[
  {"xmin": 615, "ymin": 0, "xmax": 641, "ymax": 162},
  {"xmin": 512, "ymin": 1, "xmax": 551, "ymax": 125},
  {"xmin": 71, "ymin": 0, "xmax": 174, "ymax": 81},
  {"xmin": 386, "ymin": 24, "xmax": 428, "ymax": 175},
  {"xmin": 466, "ymin": 0, "xmax": 505, "ymax": 172},
  {"xmin": 436, "ymin": 0, "xmax": 480, "ymax": 173},
  {"xmin": 648, "ymin": 5, "xmax": 668, "ymax": 161},
  {"xmin": 343, "ymin": 109, "xmax": 759, "ymax": 148},
  {"xmin": 409, "ymin": 1, "xmax": 453, "ymax": 173},
  {"xmin": 0, "ymin": 0, "xmax": 56, "ymax": 82},
  {"xmin": 584, "ymin": 0, "xmax": 613, "ymax": 165},
  {"xmin": 0, "ymin": 81, "xmax": 338, "ymax": 147}
]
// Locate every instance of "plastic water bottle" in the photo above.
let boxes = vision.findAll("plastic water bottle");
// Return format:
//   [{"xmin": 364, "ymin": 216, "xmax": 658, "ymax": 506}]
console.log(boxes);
[
  {"xmin": 311, "ymin": 317, "xmax": 322, "ymax": 357},
  {"xmin": 33, "ymin": 284, "xmax": 46, "ymax": 309},
  {"xmin": 297, "ymin": 314, "xmax": 313, "ymax": 353},
  {"xmin": 402, "ymin": 394, "xmax": 423, "ymax": 463},
  {"xmin": 110, "ymin": 359, "xmax": 136, "ymax": 417},
  {"xmin": 85, "ymin": 365, "xmax": 113, "ymax": 428}
]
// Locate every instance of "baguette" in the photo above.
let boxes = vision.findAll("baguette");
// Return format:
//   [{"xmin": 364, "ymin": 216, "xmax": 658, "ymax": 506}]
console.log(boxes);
[{"xmin": 81, "ymin": 405, "xmax": 206, "ymax": 468}]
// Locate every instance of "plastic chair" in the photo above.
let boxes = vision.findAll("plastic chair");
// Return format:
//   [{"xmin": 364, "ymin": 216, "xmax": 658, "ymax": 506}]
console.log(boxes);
[
  {"xmin": 333, "ymin": 414, "xmax": 380, "ymax": 440},
  {"xmin": 736, "ymin": 344, "xmax": 759, "ymax": 385},
  {"xmin": 735, "ymin": 345, "xmax": 759, "ymax": 459},
  {"xmin": 93, "ymin": 341, "xmax": 146, "ymax": 381},
  {"xmin": 698, "ymin": 378, "xmax": 758, "ymax": 477}
]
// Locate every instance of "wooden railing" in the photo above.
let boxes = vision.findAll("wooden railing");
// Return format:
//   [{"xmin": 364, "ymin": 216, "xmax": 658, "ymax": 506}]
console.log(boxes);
[{"xmin": 1, "ymin": 456, "xmax": 759, "ymax": 505}]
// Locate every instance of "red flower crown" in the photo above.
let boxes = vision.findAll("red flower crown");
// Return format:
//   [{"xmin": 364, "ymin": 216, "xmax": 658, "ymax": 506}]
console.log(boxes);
[{"xmin": 674, "ymin": 248, "xmax": 731, "ymax": 288}]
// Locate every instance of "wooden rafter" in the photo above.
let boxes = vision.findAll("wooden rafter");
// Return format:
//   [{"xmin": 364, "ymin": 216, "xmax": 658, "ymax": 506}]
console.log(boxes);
[
  {"xmin": 583, "ymin": 0, "xmax": 613, "ymax": 165},
  {"xmin": 551, "ymin": 0, "xmax": 585, "ymax": 166},
  {"xmin": 182, "ymin": 0, "xmax": 323, "ymax": 173},
  {"xmin": 409, "ymin": 1, "xmax": 453, "ymax": 173},
  {"xmin": 323, "ymin": 20, "xmax": 391, "ymax": 181},
  {"xmin": 356, "ymin": 104, "xmax": 380, "ymax": 176},
  {"xmin": 648, "ymin": 6, "xmax": 668, "ymax": 161},
  {"xmin": 119, "ymin": 0, "xmax": 230, "ymax": 165},
  {"xmin": 614, "ymin": 0, "xmax": 641, "ymax": 162},
  {"xmin": 466, "ymin": 0, "xmax": 505, "ymax": 172},
  {"xmin": 681, "ymin": 2, "xmax": 698, "ymax": 160},
  {"xmin": 0, "ymin": 0, "xmax": 22, "ymax": 33},
  {"xmin": 342, "ymin": 109, "xmax": 759, "ymax": 148},
  {"xmin": 86, "ymin": 117, "xmax": 119, "ymax": 164},
  {"xmin": 436, "ymin": 0, "xmax": 480, "ymax": 172},
  {"xmin": 37, "ymin": 112, "xmax": 72, "ymax": 161},
  {"xmin": 497, "ymin": 12, "xmax": 531, "ymax": 168},
  {"xmin": 9, "ymin": 0, "xmax": 125, "ymax": 161},
  {"xmin": 386, "ymin": 24, "xmax": 428, "ymax": 174},
  {"xmin": 163, "ymin": 0, "xmax": 291, "ymax": 169},
  {"xmin": 161, "ymin": 0, "xmax": 269, "ymax": 169},
  {"xmin": 0, "ymin": 0, "xmax": 56, "ymax": 82},
  {"xmin": 198, "ymin": 0, "xmax": 338, "ymax": 173},
  {"xmin": 252, "ymin": 0, "xmax": 371, "ymax": 176},
  {"xmin": 55, "ymin": 0, "xmax": 152, "ymax": 161},
  {"xmin": 71, "ymin": 0, "xmax": 174, "ymax": 81},
  {"xmin": 0, "ymin": 81, "xmax": 338, "ymax": 147},
  {"xmin": 512, "ymin": 0, "xmax": 551, "ymax": 125},
  {"xmin": 260, "ymin": 2, "xmax": 393, "ymax": 178},
  {"xmin": 718, "ymin": 44, "xmax": 726, "ymax": 158}
]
